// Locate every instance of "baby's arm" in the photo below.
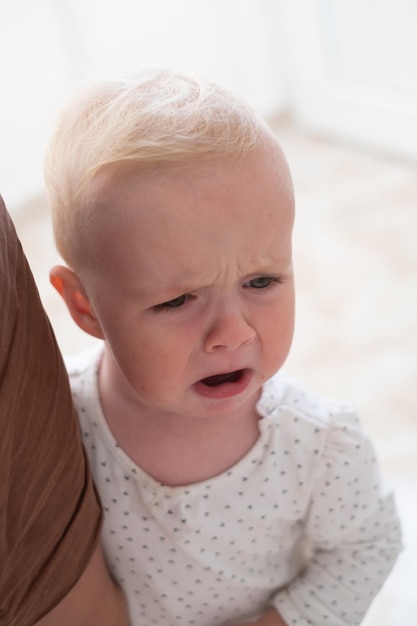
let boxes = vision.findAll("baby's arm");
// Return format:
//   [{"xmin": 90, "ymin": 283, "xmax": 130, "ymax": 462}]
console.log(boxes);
[{"xmin": 270, "ymin": 408, "xmax": 402, "ymax": 626}]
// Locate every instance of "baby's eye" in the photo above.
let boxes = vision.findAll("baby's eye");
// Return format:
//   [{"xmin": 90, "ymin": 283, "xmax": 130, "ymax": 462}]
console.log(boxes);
[
  {"xmin": 153, "ymin": 294, "xmax": 191, "ymax": 312},
  {"xmin": 244, "ymin": 276, "xmax": 280, "ymax": 289}
]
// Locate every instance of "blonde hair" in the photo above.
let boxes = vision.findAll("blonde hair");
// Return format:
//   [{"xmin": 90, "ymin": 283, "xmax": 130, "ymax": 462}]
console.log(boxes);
[{"xmin": 44, "ymin": 68, "xmax": 276, "ymax": 268}]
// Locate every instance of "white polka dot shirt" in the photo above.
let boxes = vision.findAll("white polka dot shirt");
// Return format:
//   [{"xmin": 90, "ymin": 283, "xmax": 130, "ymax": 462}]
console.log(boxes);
[{"xmin": 68, "ymin": 346, "xmax": 402, "ymax": 626}]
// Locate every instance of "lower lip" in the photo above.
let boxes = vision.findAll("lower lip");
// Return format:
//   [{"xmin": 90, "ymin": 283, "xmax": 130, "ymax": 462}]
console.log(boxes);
[{"xmin": 193, "ymin": 369, "xmax": 253, "ymax": 399}]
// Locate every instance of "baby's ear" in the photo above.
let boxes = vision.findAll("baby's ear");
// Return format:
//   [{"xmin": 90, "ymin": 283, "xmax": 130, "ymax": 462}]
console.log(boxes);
[{"xmin": 50, "ymin": 265, "xmax": 105, "ymax": 339}]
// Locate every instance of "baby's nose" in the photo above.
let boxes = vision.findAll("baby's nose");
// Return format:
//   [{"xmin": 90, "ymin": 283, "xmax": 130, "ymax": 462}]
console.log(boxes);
[{"xmin": 204, "ymin": 304, "xmax": 256, "ymax": 352}]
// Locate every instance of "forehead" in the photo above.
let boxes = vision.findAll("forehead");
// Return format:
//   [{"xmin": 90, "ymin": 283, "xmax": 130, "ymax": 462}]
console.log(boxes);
[
  {"xmin": 84, "ymin": 146, "xmax": 294, "ymax": 288},
  {"xmin": 93, "ymin": 143, "xmax": 293, "ymax": 224}
]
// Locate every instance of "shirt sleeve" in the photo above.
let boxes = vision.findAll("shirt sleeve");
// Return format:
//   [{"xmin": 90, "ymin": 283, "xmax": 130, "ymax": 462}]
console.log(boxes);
[
  {"xmin": 0, "ymin": 196, "xmax": 102, "ymax": 626},
  {"xmin": 271, "ymin": 405, "xmax": 402, "ymax": 626}
]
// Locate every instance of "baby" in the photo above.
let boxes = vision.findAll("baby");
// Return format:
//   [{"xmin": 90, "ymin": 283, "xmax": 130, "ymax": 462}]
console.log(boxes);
[{"xmin": 44, "ymin": 69, "xmax": 402, "ymax": 626}]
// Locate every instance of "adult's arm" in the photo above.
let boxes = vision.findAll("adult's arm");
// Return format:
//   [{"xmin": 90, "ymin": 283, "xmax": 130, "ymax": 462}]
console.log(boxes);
[
  {"xmin": 34, "ymin": 543, "xmax": 127, "ymax": 626},
  {"xmin": 0, "ymin": 195, "xmax": 128, "ymax": 626}
]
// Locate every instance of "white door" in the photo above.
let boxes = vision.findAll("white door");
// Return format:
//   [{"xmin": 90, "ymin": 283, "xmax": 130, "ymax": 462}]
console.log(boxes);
[{"xmin": 280, "ymin": 0, "xmax": 417, "ymax": 162}]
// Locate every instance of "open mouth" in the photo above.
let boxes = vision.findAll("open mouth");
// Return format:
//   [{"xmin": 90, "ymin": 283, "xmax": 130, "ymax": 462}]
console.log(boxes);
[
  {"xmin": 195, "ymin": 368, "xmax": 252, "ymax": 398},
  {"xmin": 201, "ymin": 370, "xmax": 245, "ymax": 387}
]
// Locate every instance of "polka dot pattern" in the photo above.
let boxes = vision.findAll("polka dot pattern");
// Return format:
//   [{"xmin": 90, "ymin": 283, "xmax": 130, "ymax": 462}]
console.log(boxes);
[{"xmin": 67, "ymin": 346, "xmax": 402, "ymax": 626}]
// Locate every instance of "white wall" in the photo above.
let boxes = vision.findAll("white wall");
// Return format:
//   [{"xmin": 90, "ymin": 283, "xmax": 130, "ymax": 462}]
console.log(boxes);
[
  {"xmin": 280, "ymin": 0, "xmax": 417, "ymax": 161},
  {"xmin": 0, "ymin": 0, "xmax": 289, "ymax": 213},
  {"xmin": 0, "ymin": 1, "xmax": 75, "ymax": 211},
  {"xmin": 1, "ymin": 0, "xmax": 416, "ymax": 214},
  {"xmin": 64, "ymin": 0, "xmax": 288, "ymax": 113}
]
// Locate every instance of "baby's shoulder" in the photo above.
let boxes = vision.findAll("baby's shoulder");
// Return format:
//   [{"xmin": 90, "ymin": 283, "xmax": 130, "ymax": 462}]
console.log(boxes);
[
  {"xmin": 258, "ymin": 373, "xmax": 375, "ymax": 474},
  {"xmin": 64, "ymin": 343, "xmax": 105, "ymax": 432},
  {"xmin": 258, "ymin": 371, "xmax": 361, "ymax": 435},
  {"xmin": 64, "ymin": 342, "xmax": 103, "ymax": 405},
  {"xmin": 65, "ymin": 343, "xmax": 103, "ymax": 377}
]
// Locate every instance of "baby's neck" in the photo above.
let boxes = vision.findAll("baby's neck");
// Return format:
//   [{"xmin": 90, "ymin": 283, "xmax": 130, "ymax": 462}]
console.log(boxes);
[{"xmin": 128, "ymin": 413, "xmax": 261, "ymax": 487}]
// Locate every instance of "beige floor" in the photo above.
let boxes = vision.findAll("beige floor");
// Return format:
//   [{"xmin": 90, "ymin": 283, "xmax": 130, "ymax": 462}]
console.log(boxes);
[{"xmin": 12, "ymin": 116, "xmax": 417, "ymax": 625}]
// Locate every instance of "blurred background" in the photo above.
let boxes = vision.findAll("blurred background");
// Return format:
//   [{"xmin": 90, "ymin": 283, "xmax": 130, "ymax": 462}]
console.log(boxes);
[{"xmin": 1, "ymin": 1, "xmax": 416, "ymax": 624}]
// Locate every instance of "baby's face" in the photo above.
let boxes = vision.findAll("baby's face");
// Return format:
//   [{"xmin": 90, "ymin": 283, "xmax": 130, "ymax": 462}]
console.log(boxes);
[{"xmin": 84, "ymin": 146, "xmax": 295, "ymax": 421}]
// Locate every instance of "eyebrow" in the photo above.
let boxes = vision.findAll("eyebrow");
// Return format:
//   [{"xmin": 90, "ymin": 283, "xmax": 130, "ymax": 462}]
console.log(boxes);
[{"xmin": 134, "ymin": 259, "xmax": 293, "ymax": 302}]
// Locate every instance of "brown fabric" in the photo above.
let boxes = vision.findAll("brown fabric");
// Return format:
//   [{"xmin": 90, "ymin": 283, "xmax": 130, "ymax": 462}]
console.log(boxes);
[{"xmin": 0, "ymin": 196, "xmax": 102, "ymax": 626}]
